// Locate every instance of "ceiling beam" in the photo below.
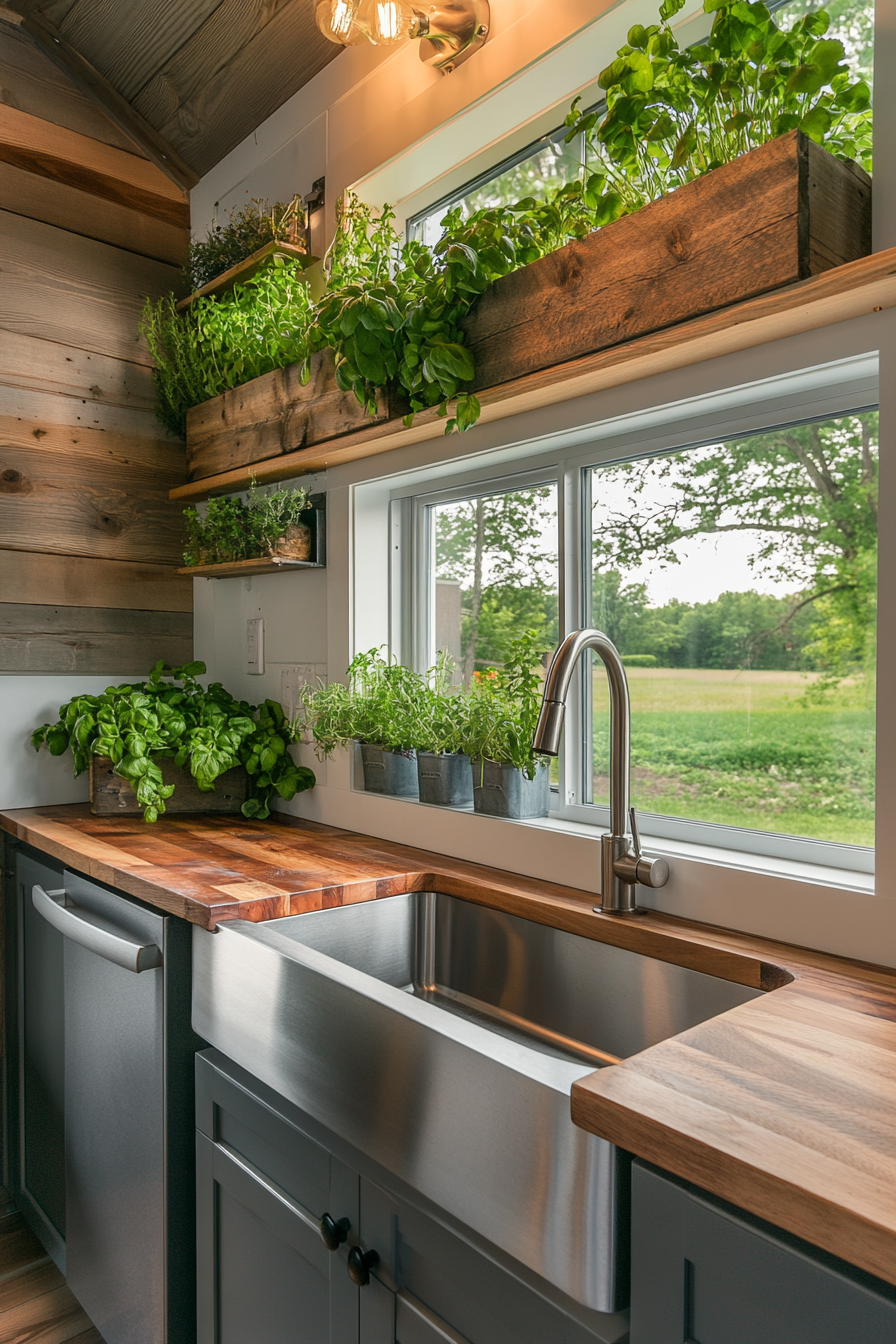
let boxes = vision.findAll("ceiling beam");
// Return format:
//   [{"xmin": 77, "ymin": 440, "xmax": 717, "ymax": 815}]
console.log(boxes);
[{"xmin": 1, "ymin": 4, "xmax": 199, "ymax": 192}]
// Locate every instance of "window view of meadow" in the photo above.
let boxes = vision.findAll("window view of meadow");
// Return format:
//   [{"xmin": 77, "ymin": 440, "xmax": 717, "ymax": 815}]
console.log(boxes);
[{"xmin": 432, "ymin": 411, "xmax": 877, "ymax": 848}]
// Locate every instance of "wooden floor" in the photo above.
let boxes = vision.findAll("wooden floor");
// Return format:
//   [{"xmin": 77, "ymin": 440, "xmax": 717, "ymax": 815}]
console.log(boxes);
[{"xmin": 0, "ymin": 1214, "xmax": 103, "ymax": 1343}]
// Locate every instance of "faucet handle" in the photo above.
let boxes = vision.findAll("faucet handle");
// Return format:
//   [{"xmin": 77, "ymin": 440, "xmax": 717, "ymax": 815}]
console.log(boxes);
[{"xmin": 629, "ymin": 807, "xmax": 642, "ymax": 859}]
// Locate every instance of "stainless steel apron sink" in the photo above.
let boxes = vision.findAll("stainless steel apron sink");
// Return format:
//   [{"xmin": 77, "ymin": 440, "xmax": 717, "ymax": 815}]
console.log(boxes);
[{"xmin": 192, "ymin": 892, "xmax": 761, "ymax": 1313}]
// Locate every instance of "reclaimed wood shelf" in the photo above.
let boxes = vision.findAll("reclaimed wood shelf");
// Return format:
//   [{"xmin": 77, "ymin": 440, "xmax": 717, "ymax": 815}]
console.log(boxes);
[
  {"xmin": 171, "ymin": 134, "xmax": 883, "ymax": 504},
  {"xmin": 177, "ymin": 556, "xmax": 325, "ymax": 578},
  {"xmin": 176, "ymin": 240, "xmax": 319, "ymax": 312}
]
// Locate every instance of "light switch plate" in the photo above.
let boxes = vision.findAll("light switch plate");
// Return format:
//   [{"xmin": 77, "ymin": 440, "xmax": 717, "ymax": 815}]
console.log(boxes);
[
  {"xmin": 280, "ymin": 664, "xmax": 318, "ymax": 721},
  {"xmin": 246, "ymin": 617, "xmax": 264, "ymax": 674}
]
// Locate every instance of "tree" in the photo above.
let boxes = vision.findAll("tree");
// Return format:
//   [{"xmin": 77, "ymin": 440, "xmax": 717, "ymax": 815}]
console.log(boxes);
[
  {"xmin": 435, "ymin": 487, "xmax": 558, "ymax": 683},
  {"xmin": 591, "ymin": 412, "xmax": 877, "ymax": 684}
]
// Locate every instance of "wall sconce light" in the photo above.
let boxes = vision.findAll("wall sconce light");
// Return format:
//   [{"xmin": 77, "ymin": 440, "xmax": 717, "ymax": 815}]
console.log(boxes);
[{"xmin": 315, "ymin": 1, "xmax": 490, "ymax": 73}]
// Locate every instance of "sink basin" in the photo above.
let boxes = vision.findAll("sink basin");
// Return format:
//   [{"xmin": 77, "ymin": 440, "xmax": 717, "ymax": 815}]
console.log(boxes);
[{"xmin": 193, "ymin": 892, "xmax": 761, "ymax": 1312}]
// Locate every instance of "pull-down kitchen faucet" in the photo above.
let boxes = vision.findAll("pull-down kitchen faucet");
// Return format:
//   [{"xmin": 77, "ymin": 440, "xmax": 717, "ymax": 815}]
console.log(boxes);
[{"xmin": 533, "ymin": 629, "xmax": 670, "ymax": 914}]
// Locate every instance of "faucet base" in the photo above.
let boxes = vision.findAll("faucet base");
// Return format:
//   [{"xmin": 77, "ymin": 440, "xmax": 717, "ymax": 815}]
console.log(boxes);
[{"xmin": 599, "ymin": 833, "xmax": 640, "ymax": 915}]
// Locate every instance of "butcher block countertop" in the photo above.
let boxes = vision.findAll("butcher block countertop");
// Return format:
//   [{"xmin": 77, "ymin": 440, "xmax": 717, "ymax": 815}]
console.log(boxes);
[{"xmin": 3, "ymin": 803, "xmax": 896, "ymax": 1288}]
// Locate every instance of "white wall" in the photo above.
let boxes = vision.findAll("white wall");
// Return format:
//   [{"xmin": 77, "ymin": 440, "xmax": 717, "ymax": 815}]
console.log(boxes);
[
  {"xmin": 0, "ymin": 676, "xmax": 146, "ymax": 811},
  {"xmin": 191, "ymin": 0, "xmax": 704, "ymax": 239}
]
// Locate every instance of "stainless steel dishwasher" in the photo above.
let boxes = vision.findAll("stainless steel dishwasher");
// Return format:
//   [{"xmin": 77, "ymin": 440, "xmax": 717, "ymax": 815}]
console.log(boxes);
[{"xmin": 32, "ymin": 870, "xmax": 199, "ymax": 1344}]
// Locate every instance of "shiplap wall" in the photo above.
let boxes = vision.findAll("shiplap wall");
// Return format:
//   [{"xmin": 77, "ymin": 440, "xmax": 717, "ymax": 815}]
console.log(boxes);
[{"xmin": 0, "ymin": 24, "xmax": 192, "ymax": 675}]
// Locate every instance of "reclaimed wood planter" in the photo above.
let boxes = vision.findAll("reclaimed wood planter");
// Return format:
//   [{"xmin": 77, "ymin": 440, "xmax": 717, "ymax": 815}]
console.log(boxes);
[
  {"xmin": 90, "ymin": 755, "xmax": 248, "ymax": 815},
  {"xmin": 184, "ymin": 132, "xmax": 871, "ymax": 488}
]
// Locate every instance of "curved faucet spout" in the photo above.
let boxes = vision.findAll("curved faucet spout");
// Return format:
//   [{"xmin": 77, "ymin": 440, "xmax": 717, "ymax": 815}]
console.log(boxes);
[
  {"xmin": 534, "ymin": 629, "xmax": 630, "ymax": 839},
  {"xmin": 533, "ymin": 629, "xmax": 669, "ymax": 914}
]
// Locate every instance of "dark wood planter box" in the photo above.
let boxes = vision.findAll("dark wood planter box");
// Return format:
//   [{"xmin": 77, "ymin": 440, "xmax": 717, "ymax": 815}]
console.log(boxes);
[
  {"xmin": 184, "ymin": 132, "xmax": 870, "ymax": 485},
  {"xmin": 90, "ymin": 755, "xmax": 248, "ymax": 815}
]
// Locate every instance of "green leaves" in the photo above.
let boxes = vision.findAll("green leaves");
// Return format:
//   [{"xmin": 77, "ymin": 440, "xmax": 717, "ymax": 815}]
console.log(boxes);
[
  {"xmin": 31, "ymin": 667, "xmax": 315, "ymax": 822},
  {"xmin": 142, "ymin": 0, "xmax": 873, "ymax": 455}
]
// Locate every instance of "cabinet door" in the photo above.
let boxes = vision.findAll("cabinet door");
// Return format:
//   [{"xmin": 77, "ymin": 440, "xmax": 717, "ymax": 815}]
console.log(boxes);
[
  {"xmin": 359, "ymin": 1178, "xmax": 606, "ymax": 1344},
  {"xmin": 15, "ymin": 849, "xmax": 66, "ymax": 1268},
  {"xmin": 630, "ymin": 1162, "xmax": 896, "ymax": 1344},
  {"xmin": 196, "ymin": 1053, "xmax": 358, "ymax": 1344}
]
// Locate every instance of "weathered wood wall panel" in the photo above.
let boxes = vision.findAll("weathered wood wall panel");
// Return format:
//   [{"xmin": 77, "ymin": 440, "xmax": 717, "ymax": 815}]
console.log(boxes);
[
  {"xmin": 0, "ymin": 210, "xmax": 183, "ymax": 363},
  {"xmin": 0, "ymin": 33, "xmax": 191, "ymax": 673},
  {"xmin": 0, "ymin": 605, "xmax": 193, "ymax": 673},
  {"xmin": 0, "ymin": 161, "xmax": 189, "ymax": 264}
]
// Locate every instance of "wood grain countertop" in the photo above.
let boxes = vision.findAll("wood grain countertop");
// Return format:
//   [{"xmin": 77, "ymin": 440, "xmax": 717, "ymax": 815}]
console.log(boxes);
[{"xmin": 3, "ymin": 803, "xmax": 895, "ymax": 1288}]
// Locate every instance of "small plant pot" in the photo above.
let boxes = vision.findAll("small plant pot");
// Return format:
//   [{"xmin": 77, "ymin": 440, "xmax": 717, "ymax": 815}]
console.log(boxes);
[
  {"xmin": 417, "ymin": 752, "xmax": 474, "ymax": 808},
  {"xmin": 270, "ymin": 522, "xmax": 312, "ymax": 561},
  {"xmin": 359, "ymin": 743, "xmax": 418, "ymax": 797},
  {"xmin": 472, "ymin": 759, "xmax": 550, "ymax": 820}
]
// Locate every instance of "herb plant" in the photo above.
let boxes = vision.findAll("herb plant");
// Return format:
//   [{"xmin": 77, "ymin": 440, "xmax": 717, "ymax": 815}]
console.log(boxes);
[
  {"xmin": 32, "ymin": 661, "xmax": 315, "ymax": 822},
  {"xmin": 140, "ymin": 0, "xmax": 872, "ymax": 444},
  {"xmin": 141, "ymin": 259, "xmax": 315, "ymax": 438},
  {"xmin": 188, "ymin": 196, "xmax": 307, "ymax": 290},
  {"xmin": 183, "ymin": 484, "xmax": 311, "ymax": 567},
  {"xmin": 565, "ymin": 0, "xmax": 872, "ymax": 224},
  {"xmin": 461, "ymin": 631, "xmax": 549, "ymax": 778},
  {"xmin": 303, "ymin": 637, "xmax": 546, "ymax": 777}
]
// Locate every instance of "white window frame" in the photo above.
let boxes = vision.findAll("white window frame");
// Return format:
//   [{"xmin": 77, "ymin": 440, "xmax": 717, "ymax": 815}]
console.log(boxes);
[{"xmin": 394, "ymin": 361, "xmax": 879, "ymax": 876}]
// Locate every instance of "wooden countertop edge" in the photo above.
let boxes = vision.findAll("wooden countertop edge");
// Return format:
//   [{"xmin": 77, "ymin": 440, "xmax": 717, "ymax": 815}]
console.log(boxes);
[{"xmin": 570, "ymin": 1075, "xmax": 896, "ymax": 1286}]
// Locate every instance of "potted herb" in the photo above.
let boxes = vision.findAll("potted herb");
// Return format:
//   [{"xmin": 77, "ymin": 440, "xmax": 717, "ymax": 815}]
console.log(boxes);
[
  {"xmin": 187, "ymin": 195, "xmax": 310, "ymax": 291},
  {"xmin": 303, "ymin": 649, "xmax": 420, "ymax": 797},
  {"xmin": 462, "ymin": 632, "xmax": 551, "ymax": 820},
  {"xmin": 32, "ymin": 661, "xmax": 314, "ymax": 822},
  {"xmin": 183, "ymin": 484, "xmax": 315, "ymax": 567},
  {"xmin": 413, "ymin": 654, "xmax": 473, "ymax": 808}
]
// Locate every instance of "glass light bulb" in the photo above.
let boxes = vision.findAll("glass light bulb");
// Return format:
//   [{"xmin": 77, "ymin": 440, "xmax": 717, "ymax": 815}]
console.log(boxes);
[
  {"xmin": 315, "ymin": 0, "xmax": 366, "ymax": 44},
  {"xmin": 355, "ymin": 0, "xmax": 414, "ymax": 44}
]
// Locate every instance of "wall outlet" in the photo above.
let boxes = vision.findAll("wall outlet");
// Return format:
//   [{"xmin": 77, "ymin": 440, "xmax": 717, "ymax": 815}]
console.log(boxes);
[
  {"xmin": 246, "ymin": 617, "xmax": 265, "ymax": 674},
  {"xmin": 280, "ymin": 664, "xmax": 318, "ymax": 722}
]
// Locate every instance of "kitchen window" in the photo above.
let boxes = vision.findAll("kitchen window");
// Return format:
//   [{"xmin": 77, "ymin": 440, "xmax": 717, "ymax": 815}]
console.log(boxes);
[{"xmin": 405, "ymin": 400, "xmax": 878, "ymax": 872}]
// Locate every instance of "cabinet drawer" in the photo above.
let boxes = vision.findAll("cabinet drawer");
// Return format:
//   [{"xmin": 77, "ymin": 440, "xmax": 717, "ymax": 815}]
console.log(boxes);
[{"xmin": 630, "ymin": 1162, "xmax": 896, "ymax": 1344}]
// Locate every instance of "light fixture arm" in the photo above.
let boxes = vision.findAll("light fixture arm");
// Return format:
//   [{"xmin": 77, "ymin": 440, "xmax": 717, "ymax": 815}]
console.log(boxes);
[{"xmin": 413, "ymin": 1, "xmax": 490, "ymax": 72}]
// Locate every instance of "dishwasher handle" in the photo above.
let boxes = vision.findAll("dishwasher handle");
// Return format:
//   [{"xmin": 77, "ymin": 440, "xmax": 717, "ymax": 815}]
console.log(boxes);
[{"xmin": 32, "ymin": 885, "xmax": 163, "ymax": 973}]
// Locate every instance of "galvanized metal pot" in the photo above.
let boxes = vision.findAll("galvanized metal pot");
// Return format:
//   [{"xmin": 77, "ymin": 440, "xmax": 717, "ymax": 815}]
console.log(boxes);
[
  {"xmin": 359, "ymin": 744, "xmax": 419, "ymax": 797},
  {"xmin": 416, "ymin": 752, "xmax": 474, "ymax": 807},
  {"xmin": 472, "ymin": 758, "xmax": 550, "ymax": 819}
]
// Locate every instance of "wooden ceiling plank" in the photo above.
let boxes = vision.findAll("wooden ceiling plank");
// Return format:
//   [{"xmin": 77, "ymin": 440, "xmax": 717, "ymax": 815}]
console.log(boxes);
[
  {"xmin": 17, "ymin": 6, "xmax": 199, "ymax": 189},
  {"xmin": 163, "ymin": 4, "xmax": 338, "ymax": 177},
  {"xmin": 0, "ymin": 159, "xmax": 188, "ymax": 266},
  {"xmin": 0, "ymin": 25, "xmax": 140, "ymax": 151},
  {"xmin": 58, "ymin": 0, "xmax": 226, "ymax": 104},
  {"xmin": 132, "ymin": 0, "xmax": 294, "ymax": 132}
]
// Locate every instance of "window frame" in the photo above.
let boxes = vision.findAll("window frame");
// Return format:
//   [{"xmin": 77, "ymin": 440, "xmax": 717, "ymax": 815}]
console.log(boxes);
[{"xmin": 397, "ymin": 379, "xmax": 879, "ymax": 876}]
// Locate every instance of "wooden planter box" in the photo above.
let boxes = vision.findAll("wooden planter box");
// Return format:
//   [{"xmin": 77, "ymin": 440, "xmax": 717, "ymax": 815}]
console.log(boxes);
[
  {"xmin": 184, "ymin": 132, "xmax": 870, "ymax": 486},
  {"xmin": 90, "ymin": 756, "xmax": 248, "ymax": 816}
]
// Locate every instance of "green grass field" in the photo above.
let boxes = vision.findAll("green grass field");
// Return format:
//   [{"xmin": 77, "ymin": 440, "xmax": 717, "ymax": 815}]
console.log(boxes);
[{"xmin": 592, "ymin": 668, "xmax": 874, "ymax": 846}]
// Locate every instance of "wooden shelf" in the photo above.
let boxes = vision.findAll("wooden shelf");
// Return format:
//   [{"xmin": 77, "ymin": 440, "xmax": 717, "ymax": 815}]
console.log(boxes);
[
  {"xmin": 176, "ymin": 241, "xmax": 319, "ymax": 311},
  {"xmin": 170, "ymin": 244, "xmax": 896, "ymax": 504},
  {"xmin": 177, "ymin": 556, "xmax": 325, "ymax": 579}
]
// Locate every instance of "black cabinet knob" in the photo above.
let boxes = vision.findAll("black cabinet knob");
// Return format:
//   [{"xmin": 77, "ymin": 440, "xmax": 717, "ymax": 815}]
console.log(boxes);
[
  {"xmin": 319, "ymin": 1212, "xmax": 351, "ymax": 1251},
  {"xmin": 347, "ymin": 1245, "xmax": 380, "ymax": 1287}
]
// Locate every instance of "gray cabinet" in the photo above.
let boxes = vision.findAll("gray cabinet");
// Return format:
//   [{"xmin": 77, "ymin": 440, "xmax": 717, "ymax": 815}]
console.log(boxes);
[
  {"xmin": 630, "ymin": 1161, "xmax": 896, "ymax": 1343},
  {"xmin": 196, "ymin": 1050, "xmax": 360, "ymax": 1344},
  {"xmin": 197, "ymin": 1050, "xmax": 624, "ymax": 1344}
]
